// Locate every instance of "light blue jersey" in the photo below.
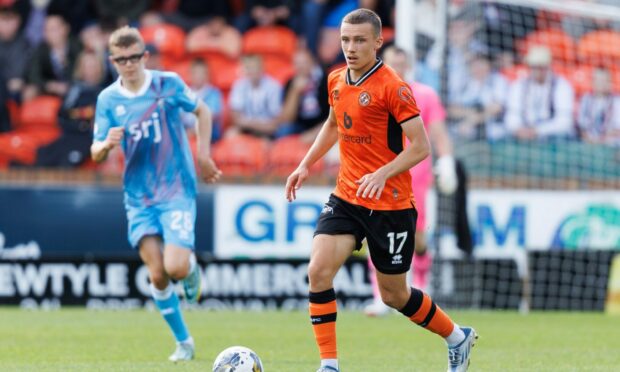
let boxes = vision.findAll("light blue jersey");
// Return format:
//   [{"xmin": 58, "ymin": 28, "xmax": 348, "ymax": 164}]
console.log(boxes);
[
  {"xmin": 94, "ymin": 70, "xmax": 199, "ymax": 249},
  {"xmin": 94, "ymin": 70, "xmax": 199, "ymax": 207}
]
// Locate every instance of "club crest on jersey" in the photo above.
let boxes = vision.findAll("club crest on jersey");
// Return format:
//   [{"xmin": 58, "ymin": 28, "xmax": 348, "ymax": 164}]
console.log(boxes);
[
  {"xmin": 358, "ymin": 91, "xmax": 371, "ymax": 106},
  {"xmin": 115, "ymin": 105, "xmax": 126, "ymax": 117}
]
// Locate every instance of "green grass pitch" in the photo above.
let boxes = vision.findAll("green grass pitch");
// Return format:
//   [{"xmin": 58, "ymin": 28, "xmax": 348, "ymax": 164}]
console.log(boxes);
[{"xmin": 0, "ymin": 308, "xmax": 618, "ymax": 371}]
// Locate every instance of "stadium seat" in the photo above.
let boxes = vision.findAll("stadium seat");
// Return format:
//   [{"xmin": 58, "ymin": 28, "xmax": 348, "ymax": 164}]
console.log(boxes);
[
  {"xmin": 517, "ymin": 29, "xmax": 577, "ymax": 64},
  {"xmin": 212, "ymin": 134, "xmax": 269, "ymax": 177},
  {"xmin": 577, "ymin": 30, "xmax": 620, "ymax": 67},
  {"xmin": 205, "ymin": 54, "xmax": 241, "ymax": 93},
  {"xmin": 262, "ymin": 55, "xmax": 295, "ymax": 84},
  {"xmin": 382, "ymin": 26, "xmax": 395, "ymax": 44},
  {"xmin": 6, "ymin": 99, "xmax": 20, "ymax": 127},
  {"xmin": 185, "ymin": 25, "xmax": 242, "ymax": 59},
  {"xmin": 19, "ymin": 95, "xmax": 62, "ymax": 130},
  {"xmin": 535, "ymin": 10, "xmax": 564, "ymax": 30},
  {"xmin": 0, "ymin": 153, "xmax": 8, "ymax": 169},
  {"xmin": 613, "ymin": 68, "xmax": 620, "ymax": 93},
  {"xmin": 242, "ymin": 26, "xmax": 297, "ymax": 60},
  {"xmin": 0, "ymin": 96, "xmax": 62, "ymax": 165},
  {"xmin": 166, "ymin": 58, "xmax": 193, "ymax": 84},
  {"xmin": 267, "ymin": 135, "xmax": 323, "ymax": 177},
  {"xmin": 560, "ymin": 64, "xmax": 593, "ymax": 96},
  {"xmin": 140, "ymin": 23, "xmax": 186, "ymax": 59}
]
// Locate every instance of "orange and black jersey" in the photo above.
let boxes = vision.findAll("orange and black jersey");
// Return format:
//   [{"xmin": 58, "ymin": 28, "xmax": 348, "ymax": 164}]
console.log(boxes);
[{"xmin": 328, "ymin": 59, "xmax": 421, "ymax": 211}]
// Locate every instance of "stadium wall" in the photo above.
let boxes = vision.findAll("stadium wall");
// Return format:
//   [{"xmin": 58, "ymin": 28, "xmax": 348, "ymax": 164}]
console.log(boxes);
[{"xmin": 0, "ymin": 186, "xmax": 617, "ymax": 310}]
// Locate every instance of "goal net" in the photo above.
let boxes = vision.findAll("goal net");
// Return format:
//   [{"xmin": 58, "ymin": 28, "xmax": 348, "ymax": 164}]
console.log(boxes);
[{"xmin": 411, "ymin": 0, "xmax": 620, "ymax": 311}]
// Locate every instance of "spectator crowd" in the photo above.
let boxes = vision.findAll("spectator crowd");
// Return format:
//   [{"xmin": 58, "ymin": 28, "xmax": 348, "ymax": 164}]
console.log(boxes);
[{"xmin": 0, "ymin": 0, "xmax": 618, "ymax": 174}]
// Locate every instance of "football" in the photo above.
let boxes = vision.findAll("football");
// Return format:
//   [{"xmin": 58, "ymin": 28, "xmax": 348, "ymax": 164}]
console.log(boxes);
[{"xmin": 212, "ymin": 346, "xmax": 264, "ymax": 372}]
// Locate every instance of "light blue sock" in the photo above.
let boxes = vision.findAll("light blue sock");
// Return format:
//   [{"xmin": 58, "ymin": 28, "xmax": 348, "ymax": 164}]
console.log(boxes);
[{"xmin": 151, "ymin": 283, "xmax": 190, "ymax": 342}]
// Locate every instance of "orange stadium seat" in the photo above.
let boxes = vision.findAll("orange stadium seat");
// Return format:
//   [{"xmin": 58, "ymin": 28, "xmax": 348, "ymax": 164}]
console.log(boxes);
[
  {"xmin": 206, "ymin": 54, "xmax": 241, "ymax": 93},
  {"xmin": 242, "ymin": 26, "xmax": 297, "ymax": 60},
  {"xmin": 0, "ymin": 96, "xmax": 62, "ymax": 165},
  {"xmin": 185, "ymin": 25, "xmax": 242, "ymax": 59},
  {"xmin": 267, "ymin": 135, "xmax": 323, "ymax": 177},
  {"xmin": 382, "ymin": 26, "xmax": 395, "ymax": 44},
  {"xmin": 19, "ymin": 95, "xmax": 62, "ymax": 130},
  {"xmin": 613, "ymin": 68, "xmax": 620, "ymax": 93},
  {"xmin": 577, "ymin": 30, "xmax": 620, "ymax": 68},
  {"xmin": 517, "ymin": 29, "xmax": 577, "ymax": 64},
  {"xmin": 140, "ymin": 23, "xmax": 186, "ymax": 59},
  {"xmin": 166, "ymin": 58, "xmax": 193, "ymax": 84},
  {"xmin": 535, "ymin": 10, "xmax": 564, "ymax": 30},
  {"xmin": 212, "ymin": 134, "xmax": 269, "ymax": 177},
  {"xmin": 262, "ymin": 55, "xmax": 295, "ymax": 84},
  {"xmin": 561, "ymin": 64, "xmax": 594, "ymax": 96}
]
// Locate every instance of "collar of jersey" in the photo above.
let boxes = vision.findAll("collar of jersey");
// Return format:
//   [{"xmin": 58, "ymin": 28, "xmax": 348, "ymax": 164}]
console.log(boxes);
[
  {"xmin": 116, "ymin": 69, "xmax": 153, "ymax": 98},
  {"xmin": 346, "ymin": 58, "xmax": 383, "ymax": 87}
]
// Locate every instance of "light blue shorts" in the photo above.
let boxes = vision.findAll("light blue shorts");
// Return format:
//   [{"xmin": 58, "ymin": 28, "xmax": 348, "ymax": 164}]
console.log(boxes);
[{"xmin": 126, "ymin": 198, "xmax": 196, "ymax": 250}]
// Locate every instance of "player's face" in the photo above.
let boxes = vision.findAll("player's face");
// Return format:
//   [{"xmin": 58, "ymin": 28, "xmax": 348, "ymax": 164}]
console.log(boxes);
[
  {"xmin": 340, "ymin": 22, "xmax": 382, "ymax": 74},
  {"xmin": 109, "ymin": 43, "xmax": 149, "ymax": 83}
]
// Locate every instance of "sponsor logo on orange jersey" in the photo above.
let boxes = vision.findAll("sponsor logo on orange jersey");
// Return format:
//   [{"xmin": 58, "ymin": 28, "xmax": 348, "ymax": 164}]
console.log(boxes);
[{"xmin": 339, "ymin": 132, "xmax": 372, "ymax": 144}]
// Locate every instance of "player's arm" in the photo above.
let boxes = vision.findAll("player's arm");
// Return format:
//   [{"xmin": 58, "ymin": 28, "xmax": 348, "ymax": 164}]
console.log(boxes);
[
  {"xmin": 193, "ymin": 100, "xmax": 222, "ymax": 183},
  {"xmin": 285, "ymin": 107, "xmax": 338, "ymax": 201},
  {"xmin": 91, "ymin": 96, "xmax": 121, "ymax": 163},
  {"xmin": 91, "ymin": 127, "xmax": 123, "ymax": 163},
  {"xmin": 356, "ymin": 115, "xmax": 430, "ymax": 199}
]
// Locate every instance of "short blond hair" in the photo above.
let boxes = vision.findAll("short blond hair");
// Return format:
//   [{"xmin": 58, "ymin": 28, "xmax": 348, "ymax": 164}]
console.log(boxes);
[
  {"xmin": 342, "ymin": 8, "xmax": 382, "ymax": 37},
  {"xmin": 108, "ymin": 26, "xmax": 144, "ymax": 50}
]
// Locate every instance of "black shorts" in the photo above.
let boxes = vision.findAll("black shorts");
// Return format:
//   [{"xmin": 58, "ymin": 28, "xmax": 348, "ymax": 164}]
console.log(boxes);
[{"xmin": 314, "ymin": 194, "xmax": 417, "ymax": 274}]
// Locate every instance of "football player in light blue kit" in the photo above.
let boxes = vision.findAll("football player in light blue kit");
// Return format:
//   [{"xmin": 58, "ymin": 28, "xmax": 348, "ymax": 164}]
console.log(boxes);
[{"xmin": 91, "ymin": 26, "xmax": 221, "ymax": 362}]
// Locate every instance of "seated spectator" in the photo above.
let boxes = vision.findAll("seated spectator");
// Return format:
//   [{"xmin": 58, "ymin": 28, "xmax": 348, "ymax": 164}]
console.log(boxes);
[
  {"xmin": 303, "ymin": 0, "xmax": 357, "ymax": 58},
  {"xmin": 183, "ymin": 59, "xmax": 223, "ymax": 143},
  {"xmin": 79, "ymin": 21, "xmax": 116, "ymax": 85},
  {"xmin": 185, "ymin": 16, "xmax": 242, "ymax": 59},
  {"xmin": 447, "ymin": 53, "xmax": 509, "ymax": 140},
  {"xmin": 235, "ymin": 0, "xmax": 300, "ymax": 33},
  {"xmin": 504, "ymin": 45, "xmax": 575, "ymax": 140},
  {"xmin": 444, "ymin": 15, "xmax": 479, "ymax": 104},
  {"xmin": 315, "ymin": 0, "xmax": 357, "ymax": 67},
  {"xmin": 228, "ymin": 54, "xmax": 282, "ymax": 139},
  {"xmin": 22, "ymin": 13, "xmax": 81, "ymax": 101},
  {"xmin": 34, "ymin": 51, "xmax": 104, "ymax": 167},
  {"xmin": 0, "ymin": 3, "xmax": 32, "ymax": 132},
  {"xmin": 577, "ymin": 67, "xmax": 620, "ymax": 146},
  {"xmin": 277, "ymin": 48, "xmax": 328, "ymax": 143}
]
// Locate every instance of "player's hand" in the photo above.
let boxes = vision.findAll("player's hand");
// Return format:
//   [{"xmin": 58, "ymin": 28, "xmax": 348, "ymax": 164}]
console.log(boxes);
[
  {"xmin": 434, "ymin": 155, "xmax": 458, "ymax": 195},
  {"xmin": 105, "ymin": 127, "xmax": 124, "ymax": 149},
  {"xmin": 198, "ymin": 154, "xmax": 222, "ymax": 183},
  {"xmin": 355, "ymin": 169, "xmax": 388, "ymax": 199},
  {"xmin": 285, "ymin": 166, "xmax": 309, "ymax": 202}
]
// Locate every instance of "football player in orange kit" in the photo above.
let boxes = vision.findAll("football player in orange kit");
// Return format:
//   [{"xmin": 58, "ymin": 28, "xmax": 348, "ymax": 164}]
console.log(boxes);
[{"xmin": 285, "ymin": 8, "xmax": 476, "ymax": 372}]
